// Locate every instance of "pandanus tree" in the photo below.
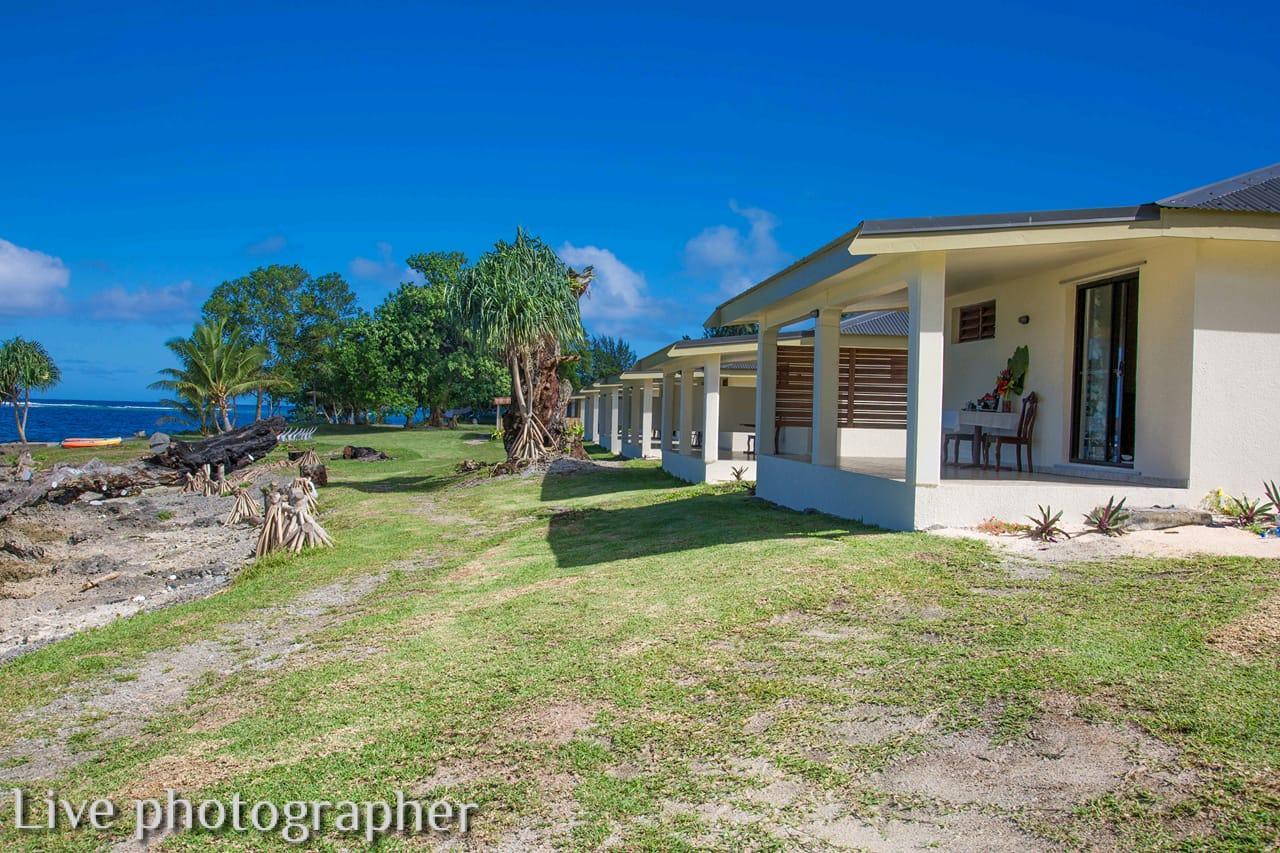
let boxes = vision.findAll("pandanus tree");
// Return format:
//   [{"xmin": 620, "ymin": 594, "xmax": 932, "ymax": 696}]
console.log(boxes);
[
  {"xmin": 452, "ymin": 230, "xmax": 592, "ymax": 462},
  {"xmin": 0, "ymin": 337, "xmax": 62, "ymax": 444},
  {"xmin": 152, "ymin": 318, "xmax": 288, "ymax": 433}
]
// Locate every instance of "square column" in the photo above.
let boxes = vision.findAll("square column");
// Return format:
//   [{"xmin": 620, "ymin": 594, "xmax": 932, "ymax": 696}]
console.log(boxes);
[
  {"xmin": 907, "ymin": 253, "xmax": 946, "ymax": 487},
  {"xmin": 755, "ymin": 325, "xmax": 778, "ymax": 455},
  {"xmin": 678, "ymin": 365, "xmax": 695, "ymax": 456},
  {"xmin": 621, "ymin": 383, "xmax": 633, "ymax": 448},
  {"xmin": 640, "ymin": 379, "xmax": 655, "ymax": 457},
  {"xmin": 660, "ymin": 372, "xmax": 674, "ymax": 452},
  {"xmin": 583, "ymin": 394, "xmax": 594, "ymax": 443},
  {"xmin": 702, "ymin": 356, "xmax": 721, "ymax": 463},
  {"xmin": 811, "ymin": 307, "xmax": 841, "ymax": 467},
  {"xmin": 614, "ymin": 386, "xmax": 624, "ymax": 450}
]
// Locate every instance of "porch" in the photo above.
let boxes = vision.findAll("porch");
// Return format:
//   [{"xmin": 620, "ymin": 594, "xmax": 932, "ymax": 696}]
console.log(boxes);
[{"xmin": 707, "ymin": 222, "xmax": 1215, "ymax": 529}]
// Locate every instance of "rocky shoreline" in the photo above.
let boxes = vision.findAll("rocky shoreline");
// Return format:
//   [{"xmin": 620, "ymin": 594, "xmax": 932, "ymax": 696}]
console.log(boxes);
[{"xmin": 0, "ymin": 463, "xmax": 295, "ymax": 661}]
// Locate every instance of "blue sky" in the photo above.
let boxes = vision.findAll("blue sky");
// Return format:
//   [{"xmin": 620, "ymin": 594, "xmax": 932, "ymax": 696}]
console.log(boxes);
[{"xmin": 2, "ymin": 1, "xmax": 1276, "ymax": 400}]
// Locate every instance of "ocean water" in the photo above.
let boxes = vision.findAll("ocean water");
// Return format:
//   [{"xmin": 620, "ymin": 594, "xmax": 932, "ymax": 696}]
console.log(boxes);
[{"xmin": 0, "ymin": 399, "xmax": 269, "ymax": 444}]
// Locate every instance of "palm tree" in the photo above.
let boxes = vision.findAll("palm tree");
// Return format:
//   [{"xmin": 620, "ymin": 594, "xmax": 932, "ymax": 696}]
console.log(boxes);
[
  {"xmin": 151, "ymin": 319, "xmax": 288, "ymax": 433},
  {"xmin": 0, "ymin": 337, "xmax": 62, "ymax": 444},
  {"xmin": 452, "ymin": 229, "xmax": 587, "ymax": 461}
]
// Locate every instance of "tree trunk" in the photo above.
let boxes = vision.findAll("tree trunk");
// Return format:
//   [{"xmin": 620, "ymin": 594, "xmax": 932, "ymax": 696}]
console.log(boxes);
[
  {"xmin": 13, "ymin": 395, "xmax": 26, "ymax": 445},
  {"xmin": 255, "ymin": 388, "xmax": 264, "ymax": 422},
  {"xmin": 153, "ymin": 415, "xmax": 286, "ymax": 473}
]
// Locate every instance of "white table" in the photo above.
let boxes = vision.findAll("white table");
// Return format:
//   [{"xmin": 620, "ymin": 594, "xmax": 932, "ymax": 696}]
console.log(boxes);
[{"xmin": 956, "ymin": 410, "xmax": 1019, "ymax": 468}]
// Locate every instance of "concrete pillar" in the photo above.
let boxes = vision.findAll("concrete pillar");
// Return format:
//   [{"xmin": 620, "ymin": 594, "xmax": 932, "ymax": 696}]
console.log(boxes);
[
  {"xmin": 679, "ymin": 366, "xmax": 694, "ymax": 456},
  {"xmin": 582, "ymin": 394, "xmax": 592, "ymax": 443},
  {"xmin": 614, "ymin": 386, "xmax": 624, "ymax": 450},
  {"xmin": 640, "ymin": 379, "xmax": 654, "ymax": 457},
  {"xmin": 907, "ymin": 252, "xmax": 946, "ymax": 487},
  {"xmin": 811, "ymin": 307, "xmax": 841, "ymax": 467},
  {"xmin": 702, "ymin": 356, "xmax": 721, "ymax": 463},
  {"xmin": 660, "ymin": 372, "xmax": 674, "ymax": 453},
  {"xmin": 755, "ymin": 325, "xmax": 778, "ymax": 456}
]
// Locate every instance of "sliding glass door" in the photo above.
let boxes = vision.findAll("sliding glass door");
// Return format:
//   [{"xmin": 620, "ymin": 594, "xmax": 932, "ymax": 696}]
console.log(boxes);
[{"xmin": 1071, "ymin": 274, "xmax": 1139, "ymax": 466}]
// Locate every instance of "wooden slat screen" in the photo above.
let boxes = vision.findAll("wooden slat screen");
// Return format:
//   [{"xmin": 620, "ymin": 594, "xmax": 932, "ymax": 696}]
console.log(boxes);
[
  {"xmin": 846, "ymin": 348, "xmax": 907, "ymax": 429},
  {"xmin": 774, "ymin": 346, "xmax": 908, "ymax": 431},
  {"xmin": 775, "ymin": 347, "xmax": 815, "ymax": 428},
  {"xmin": 957, "ymin": 301, "xmax": 996, "ymax": 342}
]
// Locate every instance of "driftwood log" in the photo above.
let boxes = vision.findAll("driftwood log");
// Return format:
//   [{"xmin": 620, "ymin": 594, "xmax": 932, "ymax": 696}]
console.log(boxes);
[
  {"xmin": 0, "ymin": 459, "xmax": 176, "ymax": 524},
  {"xmin": 342, "ymin": 445, "xmax": 390, "ymax": 461},
  {"xmin": 153, "ymin": 416, "xmax": 286, "ymax": 474}
]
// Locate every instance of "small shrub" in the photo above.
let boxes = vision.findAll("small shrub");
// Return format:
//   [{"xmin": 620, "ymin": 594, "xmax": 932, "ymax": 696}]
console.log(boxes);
[
  {"xmin": 1084, "ymin": 496, "xmax": 1131, "ymax": 537},
  {"xmin": 1025, "ymin": 505, "xmax": 1068, "ymax": 542},
  {"xmin": 730, "ymin": 465, "xmax": 749, "ymax": 482},
  {"xmin": 1223, "ymin": 494, "xmax": 1275, "ymax": 528},
  {"xmin": 978, "ymin": 516, "xmax": 1031, "ymax": 536},
  {"xmin": 1200, "ymin": 488, "xmax": 1228, "ymax": 514},
  {"xmin": 156, "ymin": 510, "xmax": 174, "ymax": 521},
  {"xmin": 490, "ymin": 427, "xmax": 504, "ymax": 441}
]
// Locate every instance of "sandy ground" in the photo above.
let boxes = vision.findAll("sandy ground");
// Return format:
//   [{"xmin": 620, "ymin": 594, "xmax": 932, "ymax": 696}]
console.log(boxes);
[
  {"xmin": 0, "ymin": 465, "xmax": 298, "ymax": 661},
  {"xmin": 935, "ymin": 522, "xmax": 1280, "ymax": 562}
]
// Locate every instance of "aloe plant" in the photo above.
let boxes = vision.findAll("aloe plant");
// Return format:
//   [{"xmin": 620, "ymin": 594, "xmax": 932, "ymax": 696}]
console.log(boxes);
[
  {"xmin": 1025, "ymin": 505, "xmax": 1068, "ymax": 542},
  {"xmin": 1084, "ymin": 496, "xmax": 1131, "ymax": 537}
]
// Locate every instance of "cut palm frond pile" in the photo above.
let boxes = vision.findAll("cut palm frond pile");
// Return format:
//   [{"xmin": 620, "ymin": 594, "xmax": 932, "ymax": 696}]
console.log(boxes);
[
  {"xmin": 224, "ymin": 488, "xmax": 261, "ymax": 526},
  {"xmin": 253, "ymin": 480, "xmax": 332, "ymax": 556}
]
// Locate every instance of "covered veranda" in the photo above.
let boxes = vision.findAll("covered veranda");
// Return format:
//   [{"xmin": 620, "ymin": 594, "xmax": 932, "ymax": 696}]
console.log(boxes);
[{"xmin": 706, "ymin": 212, "xmax": 1211, "ymax": 529}]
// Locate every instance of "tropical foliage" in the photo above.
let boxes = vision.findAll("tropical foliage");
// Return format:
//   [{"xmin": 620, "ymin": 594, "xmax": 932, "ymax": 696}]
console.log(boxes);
[
  {"xmin": 453, "ymin": 229, "xmax": 588, "ymax": 462},
  {"xmin": 1083, "ymin": 496, "xmax": 1132, "ymax": 537},
  {"xmin": 0, "ymin": 337, "xmax": 61, "ymax": 444},
  {"xmin": 1025, "ymin": 504, "xmax": 1068, "ymax": 542},
  {"xmin": 571, "ymin": 334, "xmax": 637, "ymax": 388},
  {"xmin": 151, "ymin": 318, "xmax": 286, "ymax": 433}
]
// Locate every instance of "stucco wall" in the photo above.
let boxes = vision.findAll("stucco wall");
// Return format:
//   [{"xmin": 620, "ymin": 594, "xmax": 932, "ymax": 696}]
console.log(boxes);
[
  {"xmin": 941, "ymin": 239, "xmax": 1196, "ymax": 483},
  {"xmin": 1188, "ymin": 239, "xmax": 1280, "ymax": 497},
  {"xmin": 755, "ymin": 455, "xmax": 914, "ymax": 529}
]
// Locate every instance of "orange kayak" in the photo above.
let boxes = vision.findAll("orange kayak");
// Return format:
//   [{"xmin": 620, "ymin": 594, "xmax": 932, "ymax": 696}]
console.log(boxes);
[{"xmin": 60, "ymin": 437, "xmax": 123, "ymax": 449}]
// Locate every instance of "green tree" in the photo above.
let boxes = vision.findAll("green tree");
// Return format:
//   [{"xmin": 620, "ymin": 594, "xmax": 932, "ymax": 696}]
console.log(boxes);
[
  {"xmin": 202, "ymin": 265, "xmax": 358, "ymax": 419},
  {"xmin": 151, "ymin": 318, "xmax": 287, "ymax": 433},
  {"xmin": 292, "ymin": 271, "xmax": 360, "ymax": 406},
  {"xmin": 0, "ymin": 337, "xmax": 61, "ymax": 444},
  {"xmin": 320, "ymin": 315, "xmax": 408, "ymax": 424},
  {"xmin": 574, "ymin": 334, "xmax": 636, "ymax": 386},
  {"xmin": 376, "ymin": 251, "xmax": 507, "ymax": 427},
  {"xmin": 704, "ymin": 322, "xmax": 758, "ymax": 338},
  {"xmin": 452, "ymin": 230, "xmax": 586, "ymax": 461}
]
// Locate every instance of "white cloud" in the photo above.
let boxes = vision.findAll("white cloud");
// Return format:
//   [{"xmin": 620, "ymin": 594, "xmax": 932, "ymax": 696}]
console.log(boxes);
[
  {"xmin": 246, "ymin": 234, "xmax": 287, "ymax": 255},
  {"xmin": 0, "ymin": 238, "xmax": 70, "ymax": 316},
  {"xmin": 683, "ymin": 201, "xmax": 790, "ymax": 296},
  {"xmin": 350, "ymin": 242, "xmax": 424, "ymax": 285},
  {"xmin": 558, "ymin": 243, "xmax": 665, "ymax": 338},
  {"xmin": 88, "ymin": 280, "xmax": 199, "ymax": 324}
]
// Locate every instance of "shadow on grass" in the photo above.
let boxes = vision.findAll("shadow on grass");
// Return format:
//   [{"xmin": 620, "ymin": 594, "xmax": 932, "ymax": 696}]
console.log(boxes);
[
  {"xmin": 341, "ymin": 474, "xmax": 457, "ymax": 495},
  {"xmin": 539, "ymin": 463, "xmax": 683, "ymax": 501},
  {"xmin": 544, "ymin": 484, "xmax": 885, "ymax": 568}
]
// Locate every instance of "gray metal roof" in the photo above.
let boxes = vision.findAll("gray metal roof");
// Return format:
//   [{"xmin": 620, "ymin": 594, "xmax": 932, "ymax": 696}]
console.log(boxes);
[
  {"xmin": 1157, "ymin": 162, "xmax": 1280, "ymax": 213},
  {"xmin": 840, "ymin": 309, "xmax": 908, "ymax": 336},
  {"xmin": 856, "ymin": 205, "xmax": 1160, "ymax": 238}
]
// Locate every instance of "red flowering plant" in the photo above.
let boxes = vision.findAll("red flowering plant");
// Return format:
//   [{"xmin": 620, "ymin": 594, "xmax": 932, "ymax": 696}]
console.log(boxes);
[{"xmin": 992, "ymin": 367, "xmax": 1013, "ymax": 399}]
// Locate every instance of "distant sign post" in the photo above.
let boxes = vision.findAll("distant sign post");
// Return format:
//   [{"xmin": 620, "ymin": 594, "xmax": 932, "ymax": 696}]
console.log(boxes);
[{"xmin": 493, "ymin": 396, "xmax": 511, "ymax": 427}]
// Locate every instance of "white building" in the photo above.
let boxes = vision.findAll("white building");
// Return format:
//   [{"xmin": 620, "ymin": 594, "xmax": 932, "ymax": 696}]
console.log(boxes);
[{"xmin": 699, "ymin": 163, "xmax": 1280, "ymax": 529}]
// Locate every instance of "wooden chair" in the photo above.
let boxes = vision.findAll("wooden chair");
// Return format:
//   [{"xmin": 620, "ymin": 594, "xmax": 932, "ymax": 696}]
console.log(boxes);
[
  {"xmin": 990, "ymin": 393, "xmax": 1039, "ymax": 473},
  {"xmin": 942, "ymin": 410, "xmax": 984, "ymax": 466}
]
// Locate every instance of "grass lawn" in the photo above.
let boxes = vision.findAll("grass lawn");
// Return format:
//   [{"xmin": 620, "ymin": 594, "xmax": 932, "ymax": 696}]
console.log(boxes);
[{"xmin": 0, "ymin": 426, "xmax": 1276, "ymax": 850}]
